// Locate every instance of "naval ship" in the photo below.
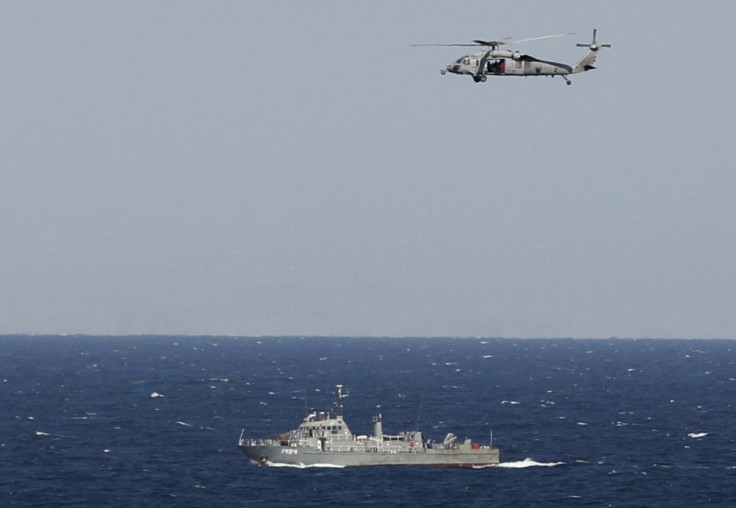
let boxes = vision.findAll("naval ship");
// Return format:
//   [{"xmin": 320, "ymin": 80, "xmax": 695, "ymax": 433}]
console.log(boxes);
[{"xmin": 238, "ymin": 385, "xmax": 500, "ymax": 467}]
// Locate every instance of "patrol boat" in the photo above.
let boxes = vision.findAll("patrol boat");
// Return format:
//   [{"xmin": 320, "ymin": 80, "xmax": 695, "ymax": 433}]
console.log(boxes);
[{"xmin": 238, "ymin": 385, "xmax": 500, "ymax": 468}]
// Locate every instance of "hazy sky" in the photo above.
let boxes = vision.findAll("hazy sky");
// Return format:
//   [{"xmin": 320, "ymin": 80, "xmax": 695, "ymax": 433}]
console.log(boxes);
[{"xmin": 2, "ymin": 1, "xmax": 735, "ymax": 338}]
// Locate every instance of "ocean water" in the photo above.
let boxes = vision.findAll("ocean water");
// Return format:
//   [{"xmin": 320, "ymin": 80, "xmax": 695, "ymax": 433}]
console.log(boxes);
[{"xmin": 1, "ymin": 336, "xmax": 734, "ymax": 507}]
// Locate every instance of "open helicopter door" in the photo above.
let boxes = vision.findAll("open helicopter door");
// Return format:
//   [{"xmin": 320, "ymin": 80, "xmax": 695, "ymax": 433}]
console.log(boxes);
[{"xmin": 486, "ymin": 59, "xmax": 505, "ymax": 75}]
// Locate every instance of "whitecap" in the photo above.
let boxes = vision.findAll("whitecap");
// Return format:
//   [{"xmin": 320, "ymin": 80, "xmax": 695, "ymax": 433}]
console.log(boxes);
[
  {"xmin": 176, "ymin": 421, "xmax": 192, "ymax": 427},
  {"xmin": 577, "ymin": 421, "xmax": 588, "ymax": 426},
  {"xmin": 496, "ymin": 458, "xmax": 564, "ymax": 468},
  {"xmin": 35, "ymin": 431, "xmax": 50, "ymax": 436},
  {"xmin": 688, "ymin": 432, "xmax": 707, "ymax": 438},
  {"xmin": 150, "ymin": 392, "xmax": 164, "ymax": 398},
  {"xmin": 266, "ymin": 461, "xmax": 345, "ymax": 469}
]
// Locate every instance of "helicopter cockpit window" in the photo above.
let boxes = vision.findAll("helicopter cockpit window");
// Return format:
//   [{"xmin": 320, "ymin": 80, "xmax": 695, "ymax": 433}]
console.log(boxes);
[{"xmin": 462, "ymin": 57, "xmax": 470, "ymax": 65}]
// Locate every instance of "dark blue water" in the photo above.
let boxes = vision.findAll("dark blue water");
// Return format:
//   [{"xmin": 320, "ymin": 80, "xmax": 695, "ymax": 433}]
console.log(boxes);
[{"xmin": 2, "ymin": 336, "xmax": 734, "ymax": 506}]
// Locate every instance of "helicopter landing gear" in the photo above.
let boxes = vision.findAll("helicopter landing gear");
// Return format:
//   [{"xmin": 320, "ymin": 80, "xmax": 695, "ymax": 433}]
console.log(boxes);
[
  {"xmin": 473, "ymin": 74, "xmax": 487, "ymax": 83},
  {"xmin": 562, "ymin": 76, "xmax": 572, "ymax": 85}
]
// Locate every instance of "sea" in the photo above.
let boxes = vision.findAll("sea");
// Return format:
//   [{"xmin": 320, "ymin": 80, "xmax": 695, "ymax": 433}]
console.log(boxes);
[{"xmin": 1, "ymin": 336, "xmax": 734, "ymax": 507}]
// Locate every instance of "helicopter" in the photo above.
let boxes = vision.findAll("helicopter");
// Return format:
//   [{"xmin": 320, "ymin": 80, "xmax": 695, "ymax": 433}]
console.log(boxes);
[{"xmin": 413, "ymin": 29, "xmax": 610, "ymax": 85}]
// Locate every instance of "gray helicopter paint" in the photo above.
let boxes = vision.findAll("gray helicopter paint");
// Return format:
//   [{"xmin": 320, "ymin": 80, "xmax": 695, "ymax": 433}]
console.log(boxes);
[{"xmin": 435, "ymin": 30, "xmax": 608, "ymax": 84}]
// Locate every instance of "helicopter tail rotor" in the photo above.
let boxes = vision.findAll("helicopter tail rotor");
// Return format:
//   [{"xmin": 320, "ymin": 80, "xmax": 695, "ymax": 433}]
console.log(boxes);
[
  {"xmin": 576, "ymin": 28, "xmax": 611, "ymax": 51},
  {"xmin": 572, "ymin": 29, "xmax": 610, "ymax": 74}
]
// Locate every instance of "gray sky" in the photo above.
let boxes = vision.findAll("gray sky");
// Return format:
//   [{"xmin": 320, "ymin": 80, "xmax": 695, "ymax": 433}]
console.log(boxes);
[{"xmin": 2, "ymin": 1, "xmax": 735, "ymax": 338}]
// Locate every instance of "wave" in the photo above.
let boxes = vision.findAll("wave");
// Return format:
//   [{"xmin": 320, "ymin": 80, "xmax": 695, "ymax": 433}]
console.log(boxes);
[
  {"xmin": 265, "ymin": 461, "xmax": 345, "ymax": 469},
  {"xmin": 495, "ymin": 458, "xmax": 565, "ymax": 468}
]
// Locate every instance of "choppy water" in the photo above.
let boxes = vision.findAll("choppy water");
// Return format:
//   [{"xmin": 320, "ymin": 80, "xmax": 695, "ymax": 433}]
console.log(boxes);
[{"xmin": 2, "ymin": 336, "xmax": 735, "ymax": 506}]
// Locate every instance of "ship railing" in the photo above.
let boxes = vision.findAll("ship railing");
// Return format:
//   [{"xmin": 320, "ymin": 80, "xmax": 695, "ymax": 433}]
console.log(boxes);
[
  {"xmin": 326, "ymin": 442, "xmax": 426, "ymax": 454},
  {"xmin": 239, "ymin": 434, "xmax": 429, "ymax": 453},
  {"xmin": 239, "ymin": 437, "xmax": 289, "ymax": 447}
]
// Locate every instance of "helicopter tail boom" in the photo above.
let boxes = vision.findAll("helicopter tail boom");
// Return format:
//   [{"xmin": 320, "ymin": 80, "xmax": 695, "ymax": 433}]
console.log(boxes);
[
  {"xmin": 572, "ymin": 29, "xmax": 610, "ymax": 74},
  {"xmin": 572, "ymin": 50, "xmax": 598, "ymax": 74}
]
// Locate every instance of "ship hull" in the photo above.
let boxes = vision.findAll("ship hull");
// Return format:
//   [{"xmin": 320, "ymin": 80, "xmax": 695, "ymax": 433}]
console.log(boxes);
[{"xmin": 239, "ymin": 444, "xmax": 499, "ymax": 468}]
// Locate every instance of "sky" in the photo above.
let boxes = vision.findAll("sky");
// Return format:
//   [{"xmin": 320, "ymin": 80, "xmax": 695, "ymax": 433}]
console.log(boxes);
[{"xmin": 2, "ymin": 1, "xmax": 735, "ymax": 338}]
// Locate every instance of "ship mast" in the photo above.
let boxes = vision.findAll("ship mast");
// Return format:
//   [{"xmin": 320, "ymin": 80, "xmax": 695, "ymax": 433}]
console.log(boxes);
[{"xmin": 334, "ymin": 384, "xmax": 345, "ymax": 416}]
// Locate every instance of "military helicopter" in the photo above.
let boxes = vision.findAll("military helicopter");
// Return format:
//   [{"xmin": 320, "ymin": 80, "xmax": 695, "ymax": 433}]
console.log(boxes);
[{"xmin": 413, "ymin": 29, "xmax": 610, "ymax": 85}]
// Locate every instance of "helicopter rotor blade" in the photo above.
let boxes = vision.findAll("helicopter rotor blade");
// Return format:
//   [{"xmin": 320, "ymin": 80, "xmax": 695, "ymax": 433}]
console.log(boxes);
[
  {"xmin": 411, "ymin": 37, "xmax": 511, "ymax": 48},
  {"xmin": 412, "ymin": 33, "xmax": 572, "ymax": 49},
  {"xmin": 511, "ymin": 33, "xmax": 575, "ymax": 44},
  {"xmin": 472, "ymin": 37, "xmax": 512, "ymax": 47},
  {"xmin": 410, "ymin": 43, "xmax": 489, "ymax": 47}
]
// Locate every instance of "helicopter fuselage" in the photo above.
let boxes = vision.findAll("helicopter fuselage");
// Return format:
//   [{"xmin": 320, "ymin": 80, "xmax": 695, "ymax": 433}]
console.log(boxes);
[
  {"xmin": 441, "ymin": 50, "xmax": 572, "ymax": 82},
  {"xmin": 421, "ymin": 29, "xmax": 609, "ymax": 86}
]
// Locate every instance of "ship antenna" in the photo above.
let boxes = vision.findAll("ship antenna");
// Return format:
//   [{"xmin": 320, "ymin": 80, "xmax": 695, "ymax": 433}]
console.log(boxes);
[
  {"xmin": 335, "ymin": 384, "xmax": 345, "ymax": 416},
  {"xmin": 415, "ymin": 395, "xmax": 424, "ymax": 431}
]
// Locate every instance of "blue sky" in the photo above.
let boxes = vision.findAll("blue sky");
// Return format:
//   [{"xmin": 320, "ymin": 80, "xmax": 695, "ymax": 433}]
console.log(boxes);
[{"xmin": 2, "ymin": 1, "xmax": 735, "ymax": 337}]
